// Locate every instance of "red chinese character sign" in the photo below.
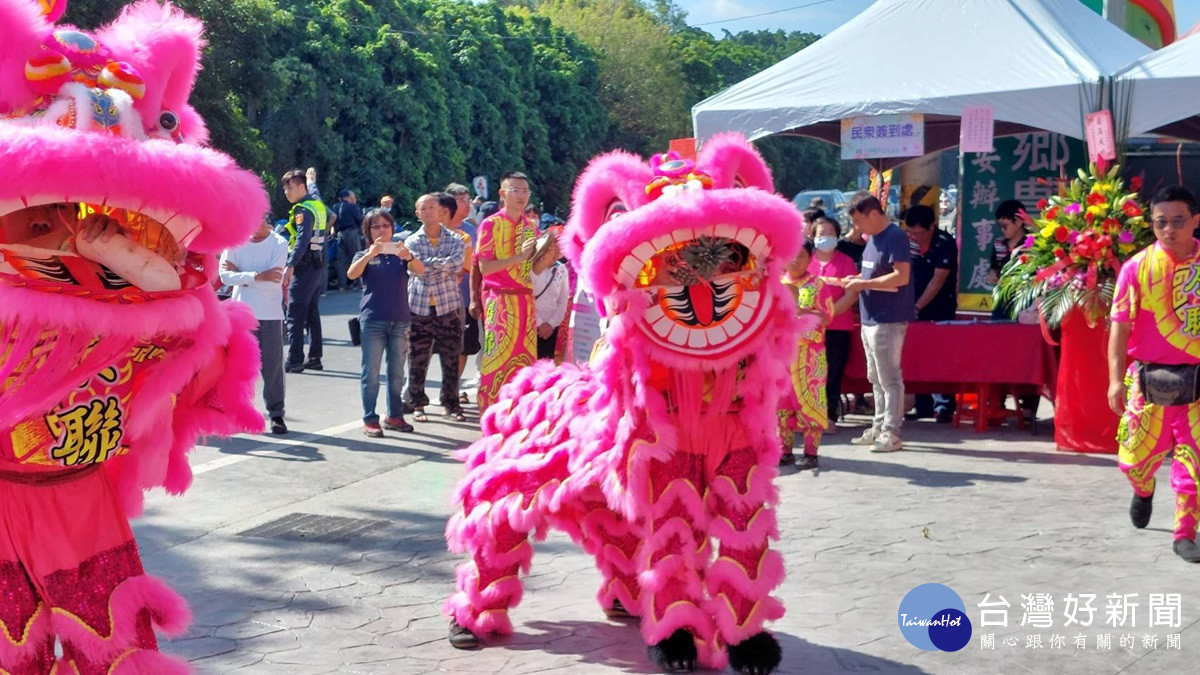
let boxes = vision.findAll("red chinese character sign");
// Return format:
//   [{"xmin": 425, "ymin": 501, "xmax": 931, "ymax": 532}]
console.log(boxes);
[{"xmin": 840, "ymin": 113, "xmax": 924, "ymax": 160}]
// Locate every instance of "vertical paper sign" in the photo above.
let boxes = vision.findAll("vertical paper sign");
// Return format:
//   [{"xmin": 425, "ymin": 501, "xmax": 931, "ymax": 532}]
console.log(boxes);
[
  {"xmin": 840, "ymin": 114, "xmax": 924, "ymax": 159},
  {"xmin": 959, "ymin": 106, "xmax": 995, "ymax": 153},
  {"xmin": 669, "ymin": 137, "xmax": 697, "ymax": 161},
  {"xmin": 1084, "ymin": 110, "xmax": 1117, "ymax": 162}
]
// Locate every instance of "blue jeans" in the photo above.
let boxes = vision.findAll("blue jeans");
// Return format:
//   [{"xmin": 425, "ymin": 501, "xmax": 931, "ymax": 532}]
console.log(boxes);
[{"xmin": 360, "ymin": 320, "xmax": 410, "ymax": 423}]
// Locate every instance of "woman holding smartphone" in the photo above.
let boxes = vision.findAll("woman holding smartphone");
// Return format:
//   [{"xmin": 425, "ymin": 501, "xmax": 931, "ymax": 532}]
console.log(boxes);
[{"xmin": 347, "ymin": 209, "xmax": 426, "ymax": 437}]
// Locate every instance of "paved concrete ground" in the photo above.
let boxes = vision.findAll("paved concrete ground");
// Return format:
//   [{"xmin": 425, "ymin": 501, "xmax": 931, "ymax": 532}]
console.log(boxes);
[{"xmin": 133, "ymin": 292, "xmax": 1200, "ymax": 674}]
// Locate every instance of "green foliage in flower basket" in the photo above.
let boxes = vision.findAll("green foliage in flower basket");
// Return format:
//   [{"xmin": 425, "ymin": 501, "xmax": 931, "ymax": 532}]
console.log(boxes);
[{"xmin": 993, "ymin": 162, "xmax": 1155, "ymax": 329}]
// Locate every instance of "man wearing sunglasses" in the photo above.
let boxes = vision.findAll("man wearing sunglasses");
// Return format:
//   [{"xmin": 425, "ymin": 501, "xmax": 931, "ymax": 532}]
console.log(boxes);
[{"xmin": 1108, "ymin": 186, "xmax": 1200, "ymax": 562}]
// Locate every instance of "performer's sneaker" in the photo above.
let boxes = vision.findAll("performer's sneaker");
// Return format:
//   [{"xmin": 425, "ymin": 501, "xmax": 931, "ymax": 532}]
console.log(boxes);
[
  {"xmin": 850, "ymin": 428, "xmax": 879, "ymax": 445},
  {"xmin": 1173, "ymin": 539, "xmax": 1200, "ymax": 563},
  {"xmin": 604, "ymin": 599, "xmax": 634, "ymax": 619},
  {"xmin": 302, "ymin": 358, "xmax": 324, "ymax": 371},
  {"xmin": 870, "ymin": 432, "xmax": 903, "ymax": 453},
  {"xmin": 284, "ymin": 362, "xmax": 305, "ymax": 374},
  {"xmin": 1130, "ymin": 492, "xmax": 1154, "ymax": 529},
  {"xmin": 779, "ymin": 452, "xmax": 796, "ymax": 467},
  {"xmin": 382, "ymin": 417, "xmax": 414, "ymax": 433},
  {"xmin": 796, "ymin": 454, "xmax": 819, "ymax": 471},
  {"xmin": 449, "ymin": 619, "xmax": 482, "ymax": 649},
  {"xmin": 270, "ymin": 417, "xmax": 288, "ymax": 435}
]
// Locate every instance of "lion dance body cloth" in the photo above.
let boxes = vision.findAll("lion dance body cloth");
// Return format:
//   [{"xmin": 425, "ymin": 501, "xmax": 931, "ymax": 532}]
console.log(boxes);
[
  {"xmin": 0, "ymin": 1, "xmax": 267, "ymax": 673},
  {"xmin": 444, "ymin": 136, "xmax": 813, "ymax": 673}
]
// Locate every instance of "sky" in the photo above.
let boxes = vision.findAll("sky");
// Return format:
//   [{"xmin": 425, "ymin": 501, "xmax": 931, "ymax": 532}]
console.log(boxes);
[{"xmin": 675, "ymin": 0, "xmax": 1200, "ymax": 38}]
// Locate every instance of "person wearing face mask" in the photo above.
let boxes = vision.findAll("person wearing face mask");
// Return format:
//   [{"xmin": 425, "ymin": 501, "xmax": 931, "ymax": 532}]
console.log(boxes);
[{"xmin": 807, "ymin": 215, "xmax": 860, "ymax": 430}]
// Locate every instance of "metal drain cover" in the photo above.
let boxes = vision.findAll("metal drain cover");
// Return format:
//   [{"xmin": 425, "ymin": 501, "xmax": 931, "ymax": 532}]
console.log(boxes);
[{"xmin": 237, "ymin": 513, "xmax": 388, "ymax": 544}]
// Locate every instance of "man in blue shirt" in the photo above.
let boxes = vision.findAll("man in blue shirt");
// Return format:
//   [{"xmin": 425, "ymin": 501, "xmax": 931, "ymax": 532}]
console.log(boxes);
[
  {"xmin": 332, "ymin": 189, "xmax": 364, "ymax": 291},
  {"xmin": 404, "ymin": 192, "xmax": 467, "ymax": 421},
  {"xmin": 843, "ymin": 191, "xmax": 915, "ymax": 452}
]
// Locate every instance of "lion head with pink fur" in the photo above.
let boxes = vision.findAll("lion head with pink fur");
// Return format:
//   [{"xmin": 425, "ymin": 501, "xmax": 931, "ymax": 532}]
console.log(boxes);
[{"xmin": 0, "ymin": 0, "xmax": 267, "ymax": 513}]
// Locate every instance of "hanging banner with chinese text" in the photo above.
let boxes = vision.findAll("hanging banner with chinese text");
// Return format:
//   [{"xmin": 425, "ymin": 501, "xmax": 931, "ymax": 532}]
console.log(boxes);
[
  {"xmin": 958, "ymin": 132, "xmax": 1086, "ymax": 312},
  {"xmin": 840, "ymin": 114, "xmax": 924, "ymax": 160}
]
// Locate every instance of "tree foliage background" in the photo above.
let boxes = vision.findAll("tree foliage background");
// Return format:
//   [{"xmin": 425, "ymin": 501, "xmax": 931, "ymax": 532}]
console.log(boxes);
[{"xmin": 66, "ymin": 0, "xmax": 858, "ymax": 217}]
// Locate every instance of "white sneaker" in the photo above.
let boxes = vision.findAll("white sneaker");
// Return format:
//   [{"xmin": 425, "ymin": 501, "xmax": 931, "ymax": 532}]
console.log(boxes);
[
  {"xmin": 850, "ymin": 428, "xmax": 879, "ymax": 445},
  {"xmin": 870, "ymin": 432, "xmax": 903, "ymax": 453}
]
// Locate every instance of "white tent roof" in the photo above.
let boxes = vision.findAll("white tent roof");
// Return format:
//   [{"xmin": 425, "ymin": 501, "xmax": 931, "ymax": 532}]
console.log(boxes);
[
  {"xmin": 692, "ymin": 0, "xmax": 1150, "ymax": 150},
  {"xmin": 1114, "ymin": 32, "xmax": 1200, "ymax": 141}
]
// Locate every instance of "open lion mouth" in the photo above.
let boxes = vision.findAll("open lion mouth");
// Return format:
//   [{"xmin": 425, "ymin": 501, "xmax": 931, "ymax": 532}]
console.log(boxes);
[
  {"xmin": 615, "ymin": 224, "xmax": 773, "ymax": 353},
  {"xmin": 0, "ymin": 202, "xmax": 200, "ymax": 296}
]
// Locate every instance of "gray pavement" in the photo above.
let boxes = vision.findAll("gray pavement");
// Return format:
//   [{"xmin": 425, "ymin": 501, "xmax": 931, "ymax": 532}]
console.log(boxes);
[{"xmin": 134, "ymin": 292, "xmax": 1200, "ymax": 674}]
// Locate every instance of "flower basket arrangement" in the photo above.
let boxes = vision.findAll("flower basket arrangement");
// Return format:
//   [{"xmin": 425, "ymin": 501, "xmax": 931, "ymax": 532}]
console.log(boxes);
[{"xmin": 993, "ymin": 162, "xmax": 1154, "ymax": 329}]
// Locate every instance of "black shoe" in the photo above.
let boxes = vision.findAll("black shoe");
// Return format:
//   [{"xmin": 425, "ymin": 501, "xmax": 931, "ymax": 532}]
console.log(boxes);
[
  {"xmin": 796, "ymin": 454, "xmax": 818, "ymax": 472},
  {"xmin": 1130, "ymin": 492, "xmax": 1154, "ymax": 529},
  {"xmin": 270, "ymin": 417, "xmax": 288, "ymax": 434},
  {"xmin": 935, "ymin": 410, "xmax": 953, "ymax": 424},
  {"xmin": 284, "ymin": 362, "xmax": 305, "ymax": 374},
  {"xmin": 302, "ymin": 359, "xmax": 323, "ymax": 371},
  {"xmin": 779, "ymin": 452, "xmax": 796, "ymax": 467},
  {"xmin": 448, "ymin": 619, "xmax": 481, "ymax": 650},
  {"xmin": 604, "ymin": 598, "xmax": 634, "ymax": 619},
  {"xmin": 1173, "ymin": 539, "xmax": 1200, "ymax": 563}
]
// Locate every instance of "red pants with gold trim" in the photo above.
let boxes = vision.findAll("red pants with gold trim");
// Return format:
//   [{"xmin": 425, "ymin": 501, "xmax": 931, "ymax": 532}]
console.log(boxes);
[
  {"xmin": 0, "ymin": 468, "xmax": 190, "ymax": 675},
  {"xmin": 1117, "ymin": 368, "xmax": 1200, "ymax": 543}
]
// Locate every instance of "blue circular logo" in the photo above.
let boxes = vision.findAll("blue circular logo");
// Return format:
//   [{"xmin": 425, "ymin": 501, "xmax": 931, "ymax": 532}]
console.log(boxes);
[{"xmin": 898, "ymin": 583, "xmax": 972, "ymax": 652}]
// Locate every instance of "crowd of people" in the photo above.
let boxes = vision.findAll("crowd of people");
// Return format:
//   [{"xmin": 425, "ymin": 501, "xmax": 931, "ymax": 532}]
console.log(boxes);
[{"xmin": 219, "ymin": 169, "xmax": 572, "ymax": 439}]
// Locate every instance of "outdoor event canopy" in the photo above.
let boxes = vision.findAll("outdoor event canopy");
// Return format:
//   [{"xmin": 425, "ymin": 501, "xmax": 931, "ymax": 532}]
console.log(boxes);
[
  {"xmin": 1114, "ymin": 32, "xmax": 1200, "ymax": 142},
  {"xmin": 691, "ymin": 0, "xmax": 1150, "ymax": 159}
]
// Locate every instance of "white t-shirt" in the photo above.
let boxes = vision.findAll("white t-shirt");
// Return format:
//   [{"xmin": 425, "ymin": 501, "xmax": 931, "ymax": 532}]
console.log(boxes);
[
  {"xmin": 568, "ymin": 285, "xmax": 605, "ymax": 364},
  {"xmin": 533, "ymin": 261, "xmax": 570, "ymax": 328},
  {"xmin": 219, "ymin": 231, "xmax": 289, "ymax": 320}
]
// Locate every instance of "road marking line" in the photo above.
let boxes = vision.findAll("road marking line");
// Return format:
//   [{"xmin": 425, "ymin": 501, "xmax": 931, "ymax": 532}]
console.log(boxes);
[{"xmin": 191, "ymin": 419, "xmax": 363, "ymax": 475}]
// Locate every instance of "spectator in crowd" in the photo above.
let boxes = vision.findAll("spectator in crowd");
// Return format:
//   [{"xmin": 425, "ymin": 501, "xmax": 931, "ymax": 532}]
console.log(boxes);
[
  {"xmin": 1108, "ymin": 185, "xmax": 1200, "ymax": 562},
  {"xmin": 404, "ymin": 192, "xmax": 467, "ymax": 422},
  {"xmin": 989, "ymin": 199, "xmax": 1029, "ymax": 318},
  {"xmin": 836, "ymin": 207, "xmax": 868, "ymax": 269},
  {"xmin": 475, "ymin": 174, "xmax": 555, "ymax": 412},
  {"xmin": 531, "ymin": 233, "xmax": 569, "ymax": 360},
  {"xmin": 844, "ymin": 191, "xmax": 915, "ymax": 453},
  {"xmin": 905, "ymin": 205, "xmax": 958, "ymax": 423},
  {"xmin": 348, "ymin": 208, "xmax": 420, "ymax": 438},
  {"xmin": 807, "ymin": 214, "xmax": 860, "ymax": 431},
  {"xmin": 779, "ymin": 240, "xmax": 833, "ymax": 471},
  {"xmin": 379, "ymin": 194, "xmax": 394, "ymax": 214},
  {"xmin": 219, "ymin": 216, "xmax": 290, "ymax": 435},
  {"xmin": 331, "ymin": 189, "xmax": 364, "ymax": 291},
  {"xmin": 281, "ymin": 168, "xmax": 328, "ymax": 373},
  {"xmin": 446, "ymin": 183, "xmax": 481, "ymax": 403}
]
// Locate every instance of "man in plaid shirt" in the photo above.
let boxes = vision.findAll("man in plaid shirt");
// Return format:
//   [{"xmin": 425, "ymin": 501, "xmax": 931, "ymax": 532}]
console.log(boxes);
[{"xmin": 404, "ymin": 192, "xmax": 468, "ymax": 421}]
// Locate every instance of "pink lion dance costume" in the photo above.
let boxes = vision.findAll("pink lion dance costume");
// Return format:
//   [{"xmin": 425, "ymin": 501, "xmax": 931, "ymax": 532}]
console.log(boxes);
[
  {"xmin": 445, "ymin": 135, "xmax": 810, "ymax": 674},
  {"xmin": 0, "ymin": 1, "xmax": 266, "ymax": 673}
]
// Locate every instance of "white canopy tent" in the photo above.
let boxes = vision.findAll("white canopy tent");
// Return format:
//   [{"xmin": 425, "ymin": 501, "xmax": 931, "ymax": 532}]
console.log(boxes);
[
  {"xmin": 691, "ymin": 0, "xmax": 1151, "ymax": 164},
  {"xmin": 1114, "ymin": 32, "xmax": 1200, "ymax": 142}
]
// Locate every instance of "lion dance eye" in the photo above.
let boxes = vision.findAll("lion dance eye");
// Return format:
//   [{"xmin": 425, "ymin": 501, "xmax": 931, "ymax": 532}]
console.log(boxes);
[{"xmin": 158, "ymin": 110, "xmax": 179, "ymax": 132}]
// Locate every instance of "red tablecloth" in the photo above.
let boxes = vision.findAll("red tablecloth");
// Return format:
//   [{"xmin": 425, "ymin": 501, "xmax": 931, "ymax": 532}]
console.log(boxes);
[{"xmin": 842, "ymin": 321, "xmax": 1057, "ymax": 397}]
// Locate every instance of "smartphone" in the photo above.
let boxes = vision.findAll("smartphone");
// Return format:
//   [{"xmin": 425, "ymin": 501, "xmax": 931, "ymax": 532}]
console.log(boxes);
[{"xmin": 381, "ymin": 241, "xmax": 403, "ymax": 255}]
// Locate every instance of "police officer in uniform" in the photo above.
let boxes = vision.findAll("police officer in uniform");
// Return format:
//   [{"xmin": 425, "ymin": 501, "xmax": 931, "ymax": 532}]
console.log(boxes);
[{"xmin": 281, "ymin": 168, "xmax": 329, "ymax": 373}]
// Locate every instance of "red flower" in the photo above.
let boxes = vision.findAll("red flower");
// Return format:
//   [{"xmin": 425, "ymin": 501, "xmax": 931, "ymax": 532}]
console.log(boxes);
[
  {"xmin": 1045, "ymin": 206, "xmax": 1060, "ymax": 220},
  {"xmin": 1102, "ymin": 217, "xmax": 1120, "ymax": 231},
  {"xmin": 1085, "ymin": 211, "xmax": 1095, "ymax": 225},
  {"xmin": 1086, "ymin": 192, "xmax": 1106, "ymax": 206},
  {"xmin": 1054, "ymin": 248, "xmax": 1067, "ymax": 259},
  {"xmin": 1054, "ymin": 227, "xmax": 1069, "ymax": 242},
  {"xmin": 1130, "ymin": 176, "xmax": 1143, "ymax": 191},
  {"xmin": 1037, "ymin": 198, "xmax": 1049, "ymax": 210},
  {"xmin": 1123, "ymin": 201, "xmax": 1142, "ymax": 217},
  {"xmin": 1019, "ymin": 254, "xmax": 1029, "ymax": 264}
]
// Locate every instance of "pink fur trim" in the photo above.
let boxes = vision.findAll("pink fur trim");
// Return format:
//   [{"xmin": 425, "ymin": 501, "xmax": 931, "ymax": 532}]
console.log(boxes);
[
  {"xmin": 0, "ymin": 603, "xmax": 53, "ymax": 669},
  {"xmin": 563, "ymin": 151, "xmax": 654, "ymax": 268},
  {"xmin": 698, "ymin": 133, "xmax": 775, "ymax": 192},
  {"xmin": 0, "ymin": 125, "xmax": 266, "ymax": 252},
  {"xmin": 51, "ymin": 574, "xmax": 190, "ymax": 665},
  {"xmin": 0, "ymin": 0, "xmax": 52, "ymax": 115}
]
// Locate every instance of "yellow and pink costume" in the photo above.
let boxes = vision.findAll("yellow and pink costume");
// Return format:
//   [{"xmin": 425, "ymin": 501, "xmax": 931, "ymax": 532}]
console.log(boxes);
[
  {"xmin": 1111, "ymin": 240, "xmax": 1200, "ymax": 544},
  {"xmin": 777, "ymin": 273, "xmax": 833, "ymax": 458}
]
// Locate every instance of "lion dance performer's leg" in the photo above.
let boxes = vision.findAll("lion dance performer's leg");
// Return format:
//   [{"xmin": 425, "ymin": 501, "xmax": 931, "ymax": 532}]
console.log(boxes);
[
  {"xmin": 705, "ymin": 443, "xmax": 785, "ymax": 671},
  {"xmin": 637, "ymin": 451, "xmax": 714, "ymax": 668},
  {"xmin": 0, "ymin": 469, "xmax": 190, "ymax": 675},
  {"xmin": 573, "ymin": 502, "xmax": 642, "ymax": 617},
  {"xmin": 1167, "ymin": 402, "xmax": 1200, "ymax": 545},
  {"xmin": 1118, "ymin": 368, "xmax": 1173, "ymax": 508}
]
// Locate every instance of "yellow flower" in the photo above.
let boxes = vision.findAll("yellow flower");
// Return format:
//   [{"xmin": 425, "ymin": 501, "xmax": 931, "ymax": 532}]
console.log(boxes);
[
  {"xmin": 1119, "ymin": 243, "xmax": 1135, "ymax": 254},
  {"xmin": 1040, "ymin": 223, "xmax": 1057, "ymax": 238},
  {"xmin": 1087, "ymin": 204, "xmax": 1108, "ymax": 218}
]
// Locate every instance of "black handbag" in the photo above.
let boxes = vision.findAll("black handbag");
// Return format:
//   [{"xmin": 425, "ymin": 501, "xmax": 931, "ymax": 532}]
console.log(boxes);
[
  {"xmin": 349, "ymin": 317, "xmax": 362, "ymax": 346},
  {"xmin": 1138, "ymin": 362, "xmax": 1200, "ymax": 407}
]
